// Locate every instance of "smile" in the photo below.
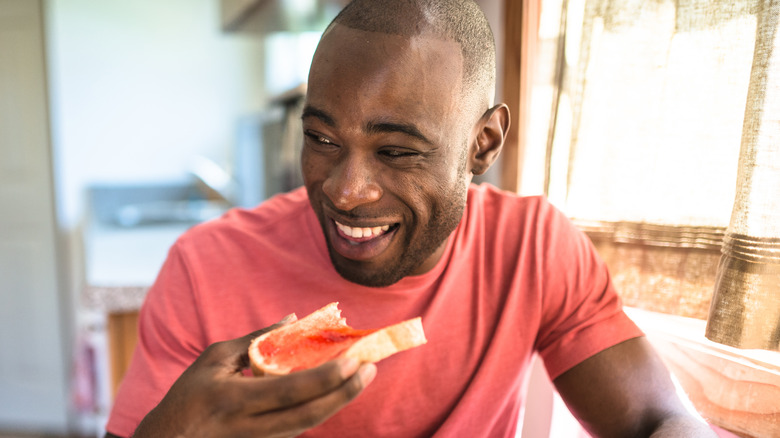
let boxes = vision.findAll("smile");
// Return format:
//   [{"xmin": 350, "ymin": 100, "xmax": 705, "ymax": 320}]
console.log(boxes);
[
  {"xmin": 329, "ymin": 218, "xmax": 399, "ymax": 262},
  {"xmin": 335, "ymin": 221, "xmax": 392, "ymax": 240}
]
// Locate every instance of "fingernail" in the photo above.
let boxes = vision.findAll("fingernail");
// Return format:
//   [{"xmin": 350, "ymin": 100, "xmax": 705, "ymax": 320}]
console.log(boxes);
[
  {"xmin": 358, "ymin": 363, "xmax": 377, "ymax": 385},
  {"xmin": 278, "ymin": 313, "xmax": 296, "ymax": 324},
  {"xmin": 339, "ymin": 357, "xmax": 360, "ymax": 379}
]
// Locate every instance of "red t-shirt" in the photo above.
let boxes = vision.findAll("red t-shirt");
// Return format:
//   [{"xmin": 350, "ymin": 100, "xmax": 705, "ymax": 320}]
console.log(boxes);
[{"xmin": 106, "ymin": 184, "xmax": 642, "ymax": 437}]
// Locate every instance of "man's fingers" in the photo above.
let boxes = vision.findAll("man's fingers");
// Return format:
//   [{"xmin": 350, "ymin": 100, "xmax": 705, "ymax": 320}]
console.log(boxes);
[
  {"xmin": 239, "ymin": 358, "xmax": 363, "ymax": 413},
  {"xmin": 250, "ymin": 363, "xmax": 377, "ymax": 436},
  {"xmin": 209, "ymin": 360, "xmax": 374, "ymax": 437}
]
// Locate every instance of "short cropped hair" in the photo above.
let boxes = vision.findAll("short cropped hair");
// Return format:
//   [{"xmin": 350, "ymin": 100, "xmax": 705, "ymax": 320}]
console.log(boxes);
[{"xmin": 328, "ymin": 0, "xmax": 497, "ymax": 117}]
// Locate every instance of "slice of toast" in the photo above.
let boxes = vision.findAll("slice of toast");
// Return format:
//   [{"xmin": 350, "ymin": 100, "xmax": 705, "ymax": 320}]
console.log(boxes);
[{"xmin": 249, "ymin": 302, "xmax": 426, "ymax": 376}]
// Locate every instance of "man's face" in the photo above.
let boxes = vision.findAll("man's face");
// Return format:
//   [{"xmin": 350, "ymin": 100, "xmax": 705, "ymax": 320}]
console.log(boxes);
[{"xmin": 302, "ymin": 25, "xmax": 476, "ymax": 287}]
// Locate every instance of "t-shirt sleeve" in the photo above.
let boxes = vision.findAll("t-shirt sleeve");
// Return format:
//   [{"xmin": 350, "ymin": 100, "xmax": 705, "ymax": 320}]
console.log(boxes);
[
  {"xmin": 105, "ymin": 241, "xmax": 206, "ymax": 437},
  {"xmin": 534, "ymin": 203, "xmax": 643, "ymax": 381}
]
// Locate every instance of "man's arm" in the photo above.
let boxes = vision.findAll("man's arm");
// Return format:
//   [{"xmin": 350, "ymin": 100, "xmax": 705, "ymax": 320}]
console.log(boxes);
[{"xmin": 554, "ymin": 336, "xmax": 716, "ymax": 437}]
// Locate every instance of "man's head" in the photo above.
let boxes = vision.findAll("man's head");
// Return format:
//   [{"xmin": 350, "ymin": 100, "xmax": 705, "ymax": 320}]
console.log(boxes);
[
  {"xmin": 328, "ymin": 0, "xmax": 497, "ymax": 121},
  {"xmin": 302, "ymin": 0, "xmax": 509, "ymax": 287}
]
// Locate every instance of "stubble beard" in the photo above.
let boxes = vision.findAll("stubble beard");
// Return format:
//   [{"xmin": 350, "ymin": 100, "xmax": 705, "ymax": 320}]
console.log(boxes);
[
  {"xmin": 328, "ymin": 193, "xmax": 466, "ymax": 288},
  {"xmin": 327, "ymin": 156, "xmax": 470, "ymax": 288}
]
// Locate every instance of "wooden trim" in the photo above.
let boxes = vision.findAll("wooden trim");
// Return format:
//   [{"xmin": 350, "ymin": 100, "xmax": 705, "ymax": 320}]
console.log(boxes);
[
  {"xmin": 501, "ymin": 0, "xmax": 541, "ymax": 192},
  {"xmin": 544, "ymin": 0, "xmax": 568, "ymax": 195},
  {"xmin": 107, "ymin": 311, "xmax": 140, "ymax": 398},
  {"xmin": 575, "ymin": 219, "xmax": 726, "ymax": 251}
]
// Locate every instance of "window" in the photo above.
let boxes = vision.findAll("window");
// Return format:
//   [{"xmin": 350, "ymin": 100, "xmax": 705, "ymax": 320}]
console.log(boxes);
[{"xmin": 500, "ymin": 0, "xmax": 780, "ymax": 435}]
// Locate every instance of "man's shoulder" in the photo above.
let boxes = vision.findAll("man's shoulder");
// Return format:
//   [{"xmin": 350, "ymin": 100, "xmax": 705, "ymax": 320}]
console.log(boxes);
[
  {"xmin": 464, "ymin": 183, "xmax": 578, "ymax": 256},
  {"xmin": 467, "ymin": 183, "xmax": 558, "ymax": 222}
]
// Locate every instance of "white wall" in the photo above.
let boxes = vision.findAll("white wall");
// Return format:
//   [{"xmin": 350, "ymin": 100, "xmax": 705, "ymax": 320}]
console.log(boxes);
[{"xmin": 46, "ymin": 0, "xmax": 267, "ymax": 227}]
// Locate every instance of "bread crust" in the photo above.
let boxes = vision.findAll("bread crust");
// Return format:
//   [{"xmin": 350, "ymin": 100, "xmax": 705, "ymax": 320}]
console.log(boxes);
[
  {"xmin": 248, "ymin": 303, "xmax": 426, "ymax": 376},
  {"xmin": 342, "ymin": 317, "xmax": 426, "ymax": 363}
]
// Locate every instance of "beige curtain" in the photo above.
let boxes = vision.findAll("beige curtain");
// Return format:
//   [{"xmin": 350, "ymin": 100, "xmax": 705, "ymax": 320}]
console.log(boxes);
[
  {"xmin": 706, "ymin": 0, "xmax": 780, "ymax": 351},
  {"xmin": 539, "ymin": 0, "xmax": 780, "ymax": 351}
]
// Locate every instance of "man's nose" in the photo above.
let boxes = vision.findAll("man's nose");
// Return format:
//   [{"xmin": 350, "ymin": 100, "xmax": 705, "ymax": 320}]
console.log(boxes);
[{"xmin": 322, "ymin": 153, "xmax": 383, "ymax": 211}]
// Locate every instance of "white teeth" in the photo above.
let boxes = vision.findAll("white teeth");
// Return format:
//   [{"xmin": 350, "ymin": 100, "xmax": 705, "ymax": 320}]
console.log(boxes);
[{"xmin": 336, "ymin": 221, "xmax": 392, "ymax": 239}]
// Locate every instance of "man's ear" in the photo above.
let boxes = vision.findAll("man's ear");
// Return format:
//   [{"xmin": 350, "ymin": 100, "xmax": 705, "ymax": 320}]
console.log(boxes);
[{"xmin": 470, "ymin": 103, "xmax": 510, "ymax": 175}]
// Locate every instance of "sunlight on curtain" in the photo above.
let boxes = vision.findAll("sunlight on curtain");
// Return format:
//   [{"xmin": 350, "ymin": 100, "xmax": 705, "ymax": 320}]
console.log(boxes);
[
  {"xmin": 540, "ymin": 0, "xmax": 780, "ymax": 351},
  {"xmin": 706, "ymin": 0, "xmax": 780, "ymax": 351},
  {"xmin": 551, "ymin": 0, "xmax": 755, "ymax": 225}
]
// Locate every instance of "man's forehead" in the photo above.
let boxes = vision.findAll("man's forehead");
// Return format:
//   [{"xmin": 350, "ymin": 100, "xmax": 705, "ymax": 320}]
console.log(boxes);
[
  {"xmin": 306, "ymin": 24, "xmax": 466, "ymax": 136},
  {"xmin": 309, "ymin": 24, "xmax": 464, "ymax": 97},
  {"xmin": 316, "ymin": 23, "xmax": 462, "ymax": 62}
]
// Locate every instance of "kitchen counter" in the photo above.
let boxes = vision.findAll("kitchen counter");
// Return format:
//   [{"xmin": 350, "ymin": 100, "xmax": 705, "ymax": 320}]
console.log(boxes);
[
  {"xmin": 83, "ymin": 222, "xmax": 191, "ymax": 313},
  {"xmin": 81, "ymin": 182, "xmax": 229, "ymax": 312}
]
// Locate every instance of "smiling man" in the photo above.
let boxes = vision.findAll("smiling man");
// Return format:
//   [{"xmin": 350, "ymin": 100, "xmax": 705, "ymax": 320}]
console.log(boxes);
[
  {"xmin": 105, "ymin": 1, "xmax": 716, "ymax": 437},
  {"xmin": 301, "ymin": 23, "xmax": 476, "ymax": 288}
]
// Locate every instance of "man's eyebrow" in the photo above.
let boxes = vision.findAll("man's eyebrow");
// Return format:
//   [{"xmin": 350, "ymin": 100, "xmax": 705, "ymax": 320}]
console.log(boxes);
[
  {"xmin": 366, "ymin": 120, "xmax": 433, "ymax": 145},
  {"xmin": 302, "ymin": 106, "xmax": 433, "ymax": 145},
  {"xmin": 301, "ymin": 105, "xmax": 336, "ymax": 127}
]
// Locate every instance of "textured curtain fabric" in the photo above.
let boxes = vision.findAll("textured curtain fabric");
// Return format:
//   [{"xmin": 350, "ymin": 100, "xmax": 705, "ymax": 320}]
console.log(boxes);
[
  {"xmin": 551, "ymin": 0, "xmax": 755, "ymax": 225},
  {"xmin": 706, "ymin": 0, "xmax": 780, "ymax": 351},
  {"xmin": 543, "ymin": 0, "xmax": 780, "ymax": 351}
]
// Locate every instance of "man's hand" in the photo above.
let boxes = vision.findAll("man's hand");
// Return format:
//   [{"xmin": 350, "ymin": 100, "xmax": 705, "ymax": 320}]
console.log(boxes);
[{"xmin": 128, "ymin": 319, "xmax": 377, "ymax": 438}]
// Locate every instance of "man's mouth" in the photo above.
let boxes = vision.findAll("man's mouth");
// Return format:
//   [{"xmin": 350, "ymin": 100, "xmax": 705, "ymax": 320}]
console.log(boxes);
[
  {"xmin": 329, "ymin": 219, "xmax": 399, "ymax": 261},
  {"xmin": 335, "ymin": 221, "xmax": 392, "ymax": 241}
]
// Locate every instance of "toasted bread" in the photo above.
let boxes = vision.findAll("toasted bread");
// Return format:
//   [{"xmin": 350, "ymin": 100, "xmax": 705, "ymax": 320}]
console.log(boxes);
[{"xmin": 249, "ymin": 302, "xmax": 426, "ymax": 376}]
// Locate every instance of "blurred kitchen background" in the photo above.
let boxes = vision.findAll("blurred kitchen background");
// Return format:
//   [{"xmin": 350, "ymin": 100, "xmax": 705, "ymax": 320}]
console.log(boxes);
[{"xmin": 0, "ymin": 0, "xmax": 503, "ymax": 436}]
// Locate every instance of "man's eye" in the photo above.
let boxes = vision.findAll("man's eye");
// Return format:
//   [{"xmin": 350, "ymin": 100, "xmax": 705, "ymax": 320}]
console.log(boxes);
[
  {"xmin": 305, "ymin": 132, "xmax": 335, "ymax": 145},
  {"xmin": 381, "ymin": 149, "xmax": 419, "ymax": 158}
]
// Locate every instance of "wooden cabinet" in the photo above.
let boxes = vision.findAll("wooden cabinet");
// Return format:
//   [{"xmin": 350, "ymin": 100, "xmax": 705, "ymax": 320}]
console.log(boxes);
[{"xmin": 107, "ymin": 311, "xmax": 140, "ymax": 398}]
